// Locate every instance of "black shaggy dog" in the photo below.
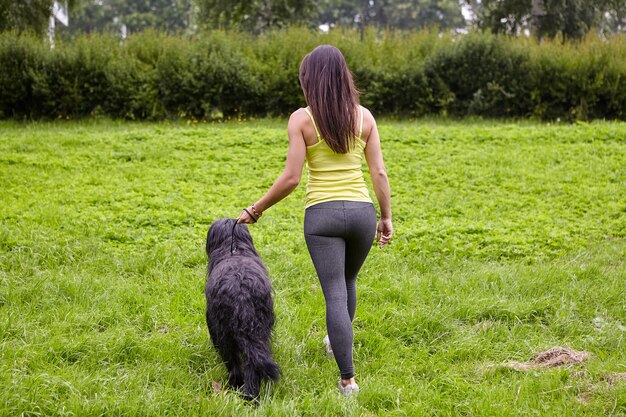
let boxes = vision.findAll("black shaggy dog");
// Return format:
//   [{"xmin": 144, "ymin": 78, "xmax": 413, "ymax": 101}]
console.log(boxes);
[{"xmin": 205, "ymin": 218, "xmax": 280, "ymax": 401}]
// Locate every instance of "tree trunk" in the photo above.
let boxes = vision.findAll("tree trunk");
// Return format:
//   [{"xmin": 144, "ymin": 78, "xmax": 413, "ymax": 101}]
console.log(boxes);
[{"xmin": 531, "ymin": 0, "xmax": 546, "ymax": 39}]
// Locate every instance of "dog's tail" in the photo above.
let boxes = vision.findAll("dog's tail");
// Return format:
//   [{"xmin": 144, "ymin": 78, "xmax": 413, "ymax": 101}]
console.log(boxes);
[
  {"xmin": 238, "ymin": 339, "xmax": 281, "ymax": 400},
  {"xmin": 245, "ymin": 340, "xmax": 281, "ymax": 382}
]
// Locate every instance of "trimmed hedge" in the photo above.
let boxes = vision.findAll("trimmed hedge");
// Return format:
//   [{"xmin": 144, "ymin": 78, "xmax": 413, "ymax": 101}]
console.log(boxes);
[{"xmin": 1, "ymin": 28, "xmax": 625, "ymax": 120}]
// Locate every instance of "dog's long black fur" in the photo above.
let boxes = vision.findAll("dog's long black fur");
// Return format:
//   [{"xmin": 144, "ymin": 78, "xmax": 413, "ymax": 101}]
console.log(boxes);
[{"xmin": 205, "ymin": 219, "xmax": 280, "ymax": 400}]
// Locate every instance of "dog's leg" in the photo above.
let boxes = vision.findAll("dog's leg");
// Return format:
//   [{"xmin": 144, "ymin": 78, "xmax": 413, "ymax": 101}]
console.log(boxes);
[
  {"xmin": 242, "ymin": 358, "xmax": 261, "ymax": 401},
  {"xmin": 219, "ymin": 336, "xmax": 244, "ymax": 389},
  {"xmin": 208, "ymin": 313, "xmax": 244, "ymax": 390},
  {"xmin": 226, "ymin": 355, "xmax": 244, "ymax": 389}
]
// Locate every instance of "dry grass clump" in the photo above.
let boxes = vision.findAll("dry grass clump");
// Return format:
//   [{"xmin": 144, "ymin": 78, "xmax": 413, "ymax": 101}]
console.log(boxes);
[{"xmin": 505, "ymin": 347, "xmax": 590, "ymax": 370}]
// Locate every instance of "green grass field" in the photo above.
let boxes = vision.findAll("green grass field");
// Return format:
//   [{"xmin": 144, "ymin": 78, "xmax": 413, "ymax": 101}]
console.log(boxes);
[{"xmin": 1, "ymin": 119, "xmax": 625, "ymax": 416}]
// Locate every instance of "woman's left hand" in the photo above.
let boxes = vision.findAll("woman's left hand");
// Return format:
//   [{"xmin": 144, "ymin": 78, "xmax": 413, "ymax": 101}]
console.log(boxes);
[{"xmin": 236, "ymin": 206, "xmax": 259, "ymax": 224}]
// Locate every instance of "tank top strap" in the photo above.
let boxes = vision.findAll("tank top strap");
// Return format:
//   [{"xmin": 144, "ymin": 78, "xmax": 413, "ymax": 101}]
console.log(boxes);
[{"xmin": 303, "ymin": 107, "xmax": 321, "ymax": 140}]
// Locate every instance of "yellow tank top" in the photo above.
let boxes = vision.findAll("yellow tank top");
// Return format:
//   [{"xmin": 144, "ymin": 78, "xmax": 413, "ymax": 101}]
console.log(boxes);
[{"xmin": 304, "ymin": 107, "xmax": 372, "ymax": 208}]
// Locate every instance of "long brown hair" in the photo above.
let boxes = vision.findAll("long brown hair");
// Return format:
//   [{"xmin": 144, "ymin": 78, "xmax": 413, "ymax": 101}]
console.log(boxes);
[{"xmin": 299, "ymin": 45, "xmax": 360, "ymax": 154}]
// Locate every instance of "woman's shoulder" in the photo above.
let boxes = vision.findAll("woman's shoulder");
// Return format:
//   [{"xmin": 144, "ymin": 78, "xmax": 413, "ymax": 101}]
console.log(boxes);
[
  {"xmin": 289, "ymin": 108, "xmax": 311, "ymax": 126},
  {"xmin": 290, "ymin": 107, "xmax": 310, "ymax": 118},
  {"xmin": 358, "ymin": 105, "xmax": 375, "ymax": 122},
  {"xmin": 358, "ymin": 105, "xmax": 377, "ymax": 141},
  {"xmin": 288, "ymin": 107, "xmax": 319, "ymax": 146}
]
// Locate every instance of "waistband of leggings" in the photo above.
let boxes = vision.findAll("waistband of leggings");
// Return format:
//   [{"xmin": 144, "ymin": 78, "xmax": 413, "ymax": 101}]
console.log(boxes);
[{"xmin": 305, "ymin": 200, "xmax": 374, "ymax": 210}]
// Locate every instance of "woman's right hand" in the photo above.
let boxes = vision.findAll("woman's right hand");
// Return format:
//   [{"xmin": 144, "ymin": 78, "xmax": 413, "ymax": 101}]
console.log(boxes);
[
  {"xmin": 376, "ymin": 218, "xmax": 393, "ymax": 248},
  {"xmin": 236, "ymin": 206, "xmax": 259, "ymax": 224}
]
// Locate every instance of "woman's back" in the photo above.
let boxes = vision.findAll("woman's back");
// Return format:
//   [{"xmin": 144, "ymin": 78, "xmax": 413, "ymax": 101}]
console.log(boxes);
[{"xmin": 301, "ymin": 106, "xmax": 371, "ymax": 208}]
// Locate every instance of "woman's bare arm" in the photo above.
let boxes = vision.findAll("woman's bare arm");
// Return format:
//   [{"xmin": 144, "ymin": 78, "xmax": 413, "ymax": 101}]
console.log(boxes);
[
  {"xmin": 237, "ymin": 111, "xmax": 306, "ymax": 223},
  {"xmin": 363, "ymin": 109, "xmax": 393, "ymax": 247}
]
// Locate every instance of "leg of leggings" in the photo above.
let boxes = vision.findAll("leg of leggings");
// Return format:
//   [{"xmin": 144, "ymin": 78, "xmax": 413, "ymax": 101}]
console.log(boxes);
[
  {"xmin": 344, "ymin": 203, "xmax": 377, "ymax": 321},
  {"xmin": 304, "ymin": 232, "xmax": 355, "ymax": 379},
  {"xmin": 304, "ymin": 202, "xmax": 376, "ymax": 380}
]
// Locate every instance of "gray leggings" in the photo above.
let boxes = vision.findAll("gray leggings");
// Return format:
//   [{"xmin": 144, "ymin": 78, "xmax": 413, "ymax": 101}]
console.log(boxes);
[{"xmin": 304, "ymin": 200, "xmax": 376, "ymax": 379}]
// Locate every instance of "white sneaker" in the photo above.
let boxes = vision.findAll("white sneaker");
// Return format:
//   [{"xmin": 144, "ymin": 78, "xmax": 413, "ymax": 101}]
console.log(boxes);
[
  {"xmin": 338, "ymin": 380, "xmax": 359, "ymax": 396},
  {"xmin": 323, "ymin": 335, "xmax": 333, "ymax": 359}
]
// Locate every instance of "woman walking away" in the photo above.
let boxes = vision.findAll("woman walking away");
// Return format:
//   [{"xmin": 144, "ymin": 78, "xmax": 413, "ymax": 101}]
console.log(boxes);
[{"xmin": 237, "ymin": 45, "xmax": 393, "ymax": 395}]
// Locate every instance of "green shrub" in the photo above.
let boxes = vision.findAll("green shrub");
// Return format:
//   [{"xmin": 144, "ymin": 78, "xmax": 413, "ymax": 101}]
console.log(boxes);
[
  {"xmin": 425, "ymin": 34, "xmax": 534, "ymax": 117},
  {"xmin": 252, "ymin": 27, "xmax": 316, "ymax": 116},
  {"xmin": 0, "ymin": 33, "xmax": 42, "ymax": 118},
  {"xmin": 154, "ymin": 31, "xmax": 263, "ymax": 119},
  {"xmin": 69, "ymin": 36, "xmax": 121, "ymax": 118},
  {"xmin": 1, "ymin": 29, "xmax": 625, "ymax": 120},
  {"xmin": 529, "ymin": 36, "xmax": 626, "ymax": 121}
]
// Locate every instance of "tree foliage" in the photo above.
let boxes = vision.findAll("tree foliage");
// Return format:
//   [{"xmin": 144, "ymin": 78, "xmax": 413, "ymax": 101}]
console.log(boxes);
[
  {"xmin": 466, "ymin": 0, "xmax": 626, "ymax": 40},
  {"xmin": 317, "ymin": 0, "xmax": 465, "ymax": 31},
  {"xmin": 0, "ymin": 0, "xmax": 66, "ymax": 34},
  {"xmin": 195, "ymin": 0, "xmax": 466, "ymax": 32},
  {"xmin": 197, "ymin": 0, "xmax": 318, "ymax": 33},
  {"xmin": 2, "ymin": 0, "xmax": 624, "ymax": 39},
  {"xmin": 61, "ymin": 0, "xmax": 194, "ymax": 36}
]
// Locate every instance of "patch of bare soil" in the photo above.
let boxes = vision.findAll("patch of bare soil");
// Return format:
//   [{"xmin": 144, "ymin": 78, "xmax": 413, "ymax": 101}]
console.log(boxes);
[
  {"xmin": 601, "ymin": 372, "xmax": 626, "ymax": 386},
  {"xmin": 211, "ymin": 381, "xmax": 223, "ymax": 394},
  {"xmin": 576, "ymin": 391, "xmax": 593, "ymax": 405},
  {"xmin": 505, "ymin": 347, "xmax": 590, "ymax": 370},
  {"xmin": 576, "ymin": 373, "xmax": 626, "ymax": 405},
  {"xmin": 569, "ymin": 370, "xmax": 588, "ymax": 379}
]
